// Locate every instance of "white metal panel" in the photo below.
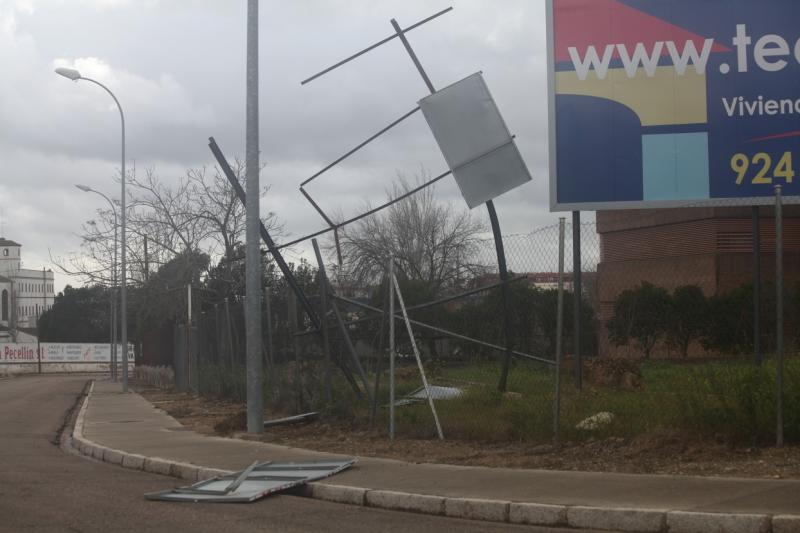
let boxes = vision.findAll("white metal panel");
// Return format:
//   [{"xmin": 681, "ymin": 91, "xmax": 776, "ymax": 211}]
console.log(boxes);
[{"xmin": 419, "ymin": 72, "xmax": 532, "ymax": 209}]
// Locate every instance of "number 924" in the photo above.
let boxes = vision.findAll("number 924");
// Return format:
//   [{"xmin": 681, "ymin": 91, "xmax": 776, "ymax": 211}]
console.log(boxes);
[{"xmin": 731, "ymin": 152, "xmax": 794, "ymax": 186}]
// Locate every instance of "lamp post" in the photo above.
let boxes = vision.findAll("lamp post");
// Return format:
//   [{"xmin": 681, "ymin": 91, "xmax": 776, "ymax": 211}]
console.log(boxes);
[
  {"xmin": 77, "ymin": 185, "xmax": 118, "ymax": 381},
  {"xmin": 57, "ymin": 67, "xmax": 129, "ymax": 392}
]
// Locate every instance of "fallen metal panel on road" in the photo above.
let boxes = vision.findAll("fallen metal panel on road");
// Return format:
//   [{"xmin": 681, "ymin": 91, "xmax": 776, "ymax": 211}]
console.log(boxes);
[{"xmin": 145, "ymin": 459, "xmax": 356, "ymax": 503}]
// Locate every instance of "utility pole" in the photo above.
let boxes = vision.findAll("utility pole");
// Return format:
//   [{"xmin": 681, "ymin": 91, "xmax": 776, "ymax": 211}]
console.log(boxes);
[{"xmin": 245, "ymin": 0, "xmax": 263, "ymax": 434}]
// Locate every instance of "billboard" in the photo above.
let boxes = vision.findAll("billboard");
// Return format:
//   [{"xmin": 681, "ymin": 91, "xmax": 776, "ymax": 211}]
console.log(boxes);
[{"xmin": 547, "ymin": 0, "xmax": 800, "ymax": 211}]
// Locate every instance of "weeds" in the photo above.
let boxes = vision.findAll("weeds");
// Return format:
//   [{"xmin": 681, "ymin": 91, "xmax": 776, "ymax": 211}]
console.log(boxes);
[{"xmin": 191, "ymin": 355, "xmax": 799, "ymax": 446}]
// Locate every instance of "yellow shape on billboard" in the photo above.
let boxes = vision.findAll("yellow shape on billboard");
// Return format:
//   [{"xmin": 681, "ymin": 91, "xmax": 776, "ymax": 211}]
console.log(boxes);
[{"xmin": 555, "ymin": 66, "xmax": 707, "ymax": 127}]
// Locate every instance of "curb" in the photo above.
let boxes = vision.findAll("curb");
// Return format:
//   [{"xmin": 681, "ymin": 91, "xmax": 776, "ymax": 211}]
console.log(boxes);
[{"xmin": 68, "ymin": 381, "xmax": 800, "ymax": 533}]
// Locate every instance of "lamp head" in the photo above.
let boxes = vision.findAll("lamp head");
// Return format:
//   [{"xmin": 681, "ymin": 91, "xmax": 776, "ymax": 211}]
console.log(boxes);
[
  {"xmin": 55, "ymin": 67, "xmax": 82, "ymax": 81},
  {"xmin": 75, "ymin": 184, "xmax": 92, "ymax": 193}
]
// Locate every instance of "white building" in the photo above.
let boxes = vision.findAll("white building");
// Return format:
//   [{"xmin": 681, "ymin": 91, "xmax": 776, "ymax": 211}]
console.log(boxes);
[{"xmin": 0, "ymin": 238, "xmax": 55, "ymax": 332}]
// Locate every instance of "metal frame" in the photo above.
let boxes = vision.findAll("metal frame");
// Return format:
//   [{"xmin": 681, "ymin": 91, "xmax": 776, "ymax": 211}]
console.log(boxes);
[
  {"xmin": 311, "ymin": 238, "xmax": 374, "ymax": 403},
  {"xmin": 331, "ymin": 293, "xmax": 555, "ymax": 367},
  {"xmin": 297, "ymin": 7, "xmax": 520, "ymax": 393},
  {"xmin": 208, "ymin": 137, "xmax": 320, "ymax": 332}
]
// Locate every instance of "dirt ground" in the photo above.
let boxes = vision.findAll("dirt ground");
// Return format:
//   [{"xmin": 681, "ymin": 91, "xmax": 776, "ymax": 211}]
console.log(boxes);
[{"xmin": 134, "ymin": 384, "xmax": 800, "ymax": 480}]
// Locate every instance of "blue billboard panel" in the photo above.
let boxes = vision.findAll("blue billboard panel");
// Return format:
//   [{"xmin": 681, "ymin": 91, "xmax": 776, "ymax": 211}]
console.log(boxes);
[{"xmin": 547, "ymin": 0, "xmax": 800, "ymax": 210}]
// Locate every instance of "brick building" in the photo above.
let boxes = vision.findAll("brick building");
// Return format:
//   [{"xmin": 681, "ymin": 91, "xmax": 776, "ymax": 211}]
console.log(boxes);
[{"xmin": 596, "ymin": 206, "xmax": 800, "ymax": 357}]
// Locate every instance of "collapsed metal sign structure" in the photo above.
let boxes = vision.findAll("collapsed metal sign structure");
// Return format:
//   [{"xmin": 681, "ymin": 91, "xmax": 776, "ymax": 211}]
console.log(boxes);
[
  {"xmin": 145, "ymin": 459, "xmax": 355, "ymax": 503},
  {"xmin": 205, "ymin": 7, "xmax": 551, "ymax": 439}
]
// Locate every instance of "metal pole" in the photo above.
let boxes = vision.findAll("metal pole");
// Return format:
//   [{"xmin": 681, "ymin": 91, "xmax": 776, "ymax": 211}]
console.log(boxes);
[
  {"xmin": 392, "ymin": 272, "xmax": 445, "ymax": 440},
  {"xmin": 487, "ymin": 201, "xmax": 514, "ymax": 393},
  {"xmin": 72, "ymin": 84, "xmax": 125, "ymax": 389},
  {"xmin": 245, "ymin": 0, "xmax": 263, "ymax": 434},
  {"xmin": 775, "ymin": 186, "xmax": 784, "ymax": 448},
  {"xmin": 109, "ymin": 271, "xmax": 114, "ymax": 379},
  {"xmin": 79, "ymin": 186, "xmax": 119, "ymax": 380},
  {"xmin": 752, "ymin": 206, "xmax": 761, "ymax": 365},
  {"xmin": 120, "ymin": 98, "xmax": 127, "ymax": 392},
  {"xmin": 112, "ymin": 214, "xmax": 117, "ymax": 381},
  {"xmin": 70, "ymin": 81, "xmax": 128, "ymax": 392},
  {"xmin": 572, "ymin": 211, "xmax": 582, "ymax": 391},
  {"xmin": 389, "ymin": 257, "xmax": 396, "ymax": 441},
  {"xmin": 554, "ymin": 217, "xmax": 565, "ymax": 448}
]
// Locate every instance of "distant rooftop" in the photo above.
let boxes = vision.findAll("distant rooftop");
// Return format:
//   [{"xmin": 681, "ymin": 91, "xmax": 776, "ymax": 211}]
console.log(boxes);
[{"xmin": 0, "ymin": 238, "xmax": 21, "ymax": 247}]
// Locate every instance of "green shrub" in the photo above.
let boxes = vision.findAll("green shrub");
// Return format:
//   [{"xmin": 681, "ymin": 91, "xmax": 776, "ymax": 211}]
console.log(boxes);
[
  {"xmin": 666, "ymin": 285, "xmax": 708, "ymax": 357},
  {"xmin": 607, "ymin": 282, "xmax": 671, "ymax": 358}
]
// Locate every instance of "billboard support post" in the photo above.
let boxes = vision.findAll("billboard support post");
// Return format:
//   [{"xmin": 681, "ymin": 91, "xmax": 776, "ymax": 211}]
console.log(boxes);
[
  {"xmin": 752, "ymin": 206, "xmax": 761, "ymax": 366},
  {"xmin": 775, "ymin": 186, "xmax": 784, "ymax": 448},
  {"xmin": 553, "ymin": 217, "xmax": 566, "ymax": 448},
  {"xmin": 572, "ymin": 210, "xmax": 582, "ymax": 391}
]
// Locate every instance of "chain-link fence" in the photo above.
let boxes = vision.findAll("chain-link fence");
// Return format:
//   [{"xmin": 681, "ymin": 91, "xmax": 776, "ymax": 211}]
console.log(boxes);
[{"xmin": 153, "ymin": 199, "xmax": 799, "ymax": 446}]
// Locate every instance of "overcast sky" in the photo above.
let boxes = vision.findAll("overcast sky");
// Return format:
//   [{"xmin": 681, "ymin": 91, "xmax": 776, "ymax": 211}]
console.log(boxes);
[{"xmin": 0, "ymin": 0, "xmax": 560, "ymax": 291}]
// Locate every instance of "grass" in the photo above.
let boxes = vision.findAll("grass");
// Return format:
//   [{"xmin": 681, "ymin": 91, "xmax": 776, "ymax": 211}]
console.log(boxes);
[{"xmin": 195, "ymin": 355, "xmax": 800, "ymax": 446}]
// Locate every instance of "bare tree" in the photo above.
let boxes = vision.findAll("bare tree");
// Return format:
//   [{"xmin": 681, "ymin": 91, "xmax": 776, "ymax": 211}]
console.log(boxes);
[
  {"xmin": 336, "ymin": 172, "xmax": 488, "ymax": 293},
  {"xmin": 52, "ymin": 210, "xmax": 120, "ymax": 287},
  {"xmin": 53, "ymin": 162, "xmax": 281, "ymax": 291}
]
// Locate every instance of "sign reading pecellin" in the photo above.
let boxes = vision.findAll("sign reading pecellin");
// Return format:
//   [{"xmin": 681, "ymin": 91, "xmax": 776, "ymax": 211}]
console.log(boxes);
[
  {"xmin": 0, "ymin": 343, "xmax": 133, "ymax": 364},
  {"xmin": 547, "ymin": 0, "xmax": 800, "ymax": 210}
]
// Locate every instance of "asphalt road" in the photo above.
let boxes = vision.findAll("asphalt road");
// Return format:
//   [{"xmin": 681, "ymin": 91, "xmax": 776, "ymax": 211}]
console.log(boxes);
[{"xmin": 0, "ymin": 375, "xmax": 615, "ymax": 533}]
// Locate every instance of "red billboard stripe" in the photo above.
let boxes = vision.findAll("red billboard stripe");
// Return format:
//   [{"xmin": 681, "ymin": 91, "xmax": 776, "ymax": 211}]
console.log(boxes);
[
  {"xmin": 745, "ymin": 130, "xmax": 800, "ymax": 143},
  {"xmin": 554, "ymin": 0, "xmax": 729, "ymax": 63}
]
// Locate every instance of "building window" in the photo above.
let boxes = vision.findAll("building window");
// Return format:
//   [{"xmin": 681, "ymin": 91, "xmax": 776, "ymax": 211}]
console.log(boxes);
[
  {"xmin": 1, "ymin": 290, "xmax": 7, "ymax": 321},
  {"xmin": 2, "ymin": 249, "xmax": 7, "ymax": 256}
]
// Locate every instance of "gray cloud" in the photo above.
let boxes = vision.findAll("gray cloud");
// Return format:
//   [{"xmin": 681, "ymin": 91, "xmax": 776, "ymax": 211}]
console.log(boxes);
[{"xmin": 0, "ymin": 0, "xmax": 565, "ymax": 291}]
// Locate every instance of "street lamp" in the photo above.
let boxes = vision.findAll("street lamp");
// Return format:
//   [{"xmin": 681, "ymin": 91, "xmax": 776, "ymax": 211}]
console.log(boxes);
[
  {"xmin": 77, "ymin": 184, "xmax": 118, "ymax": 381},
  {"xmin": 57, "ymin": 66, "xmax": 129, "ymax": 392}
]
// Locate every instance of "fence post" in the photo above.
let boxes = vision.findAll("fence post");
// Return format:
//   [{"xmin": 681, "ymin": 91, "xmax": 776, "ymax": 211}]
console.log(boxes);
[
  {"xmin": 389, "ymin": 256, "xmax": 396, "ymax": 441},
  {"xmin": 310, "ymin": 241, "xmax": 332, "ymax": 404},
  {"xmin": 288, "ymin": 289, "xmax": 303, "ymax": 413},
  {"xmin": 369, "ymin": 278, "xmax": 390, "ymax": 429},
  {"xmin": 752, "ymin": 205, "xmax": 762, "ymax": 365},
  {"xmin": 775, "ymin": 186, "xmax": 784, "ymax": 448},
  {"xmin": 572, "ymin": 211, "xmax": 582, "ymax": 391},
  {"xmin": 264, "ymin": 285, "xmax": 278, "ymax": 402},
  {"xmin": 554, "ymin": 217, "xmax": 566, "ymax": 448},
  {"xmin": 224, "ymin": 298, "xmax": 235, "ymax": 371},
  {"xmin": 214, "ymin": 303, "xmax": 221, "ymax": 366}
]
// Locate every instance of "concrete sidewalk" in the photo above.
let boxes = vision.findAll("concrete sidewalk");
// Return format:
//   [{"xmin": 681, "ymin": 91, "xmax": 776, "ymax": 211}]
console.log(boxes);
[{"xmin": 72, "ymin": 379, "xmax": 800, "ymax": 533}]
